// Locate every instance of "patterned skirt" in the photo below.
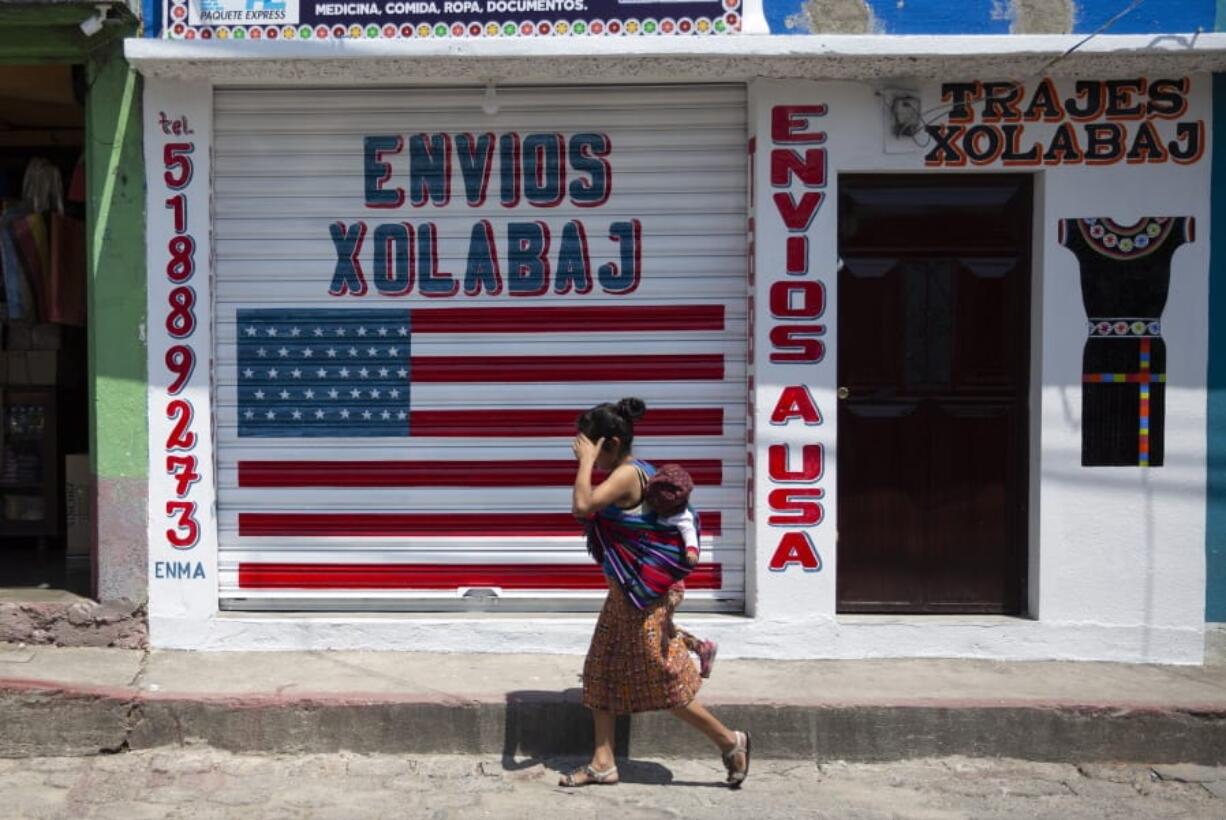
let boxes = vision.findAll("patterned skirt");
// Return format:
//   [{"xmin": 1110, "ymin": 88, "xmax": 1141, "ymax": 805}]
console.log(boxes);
[{"xmin": 582, "ymin": 579, "xmax": 701, "ymax": 714}]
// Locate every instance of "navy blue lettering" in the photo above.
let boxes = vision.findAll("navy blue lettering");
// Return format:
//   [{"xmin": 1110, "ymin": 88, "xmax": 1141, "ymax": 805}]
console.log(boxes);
[
  {"xmin": 499, "ymin": 133, "xmax": 521, "ymax": 208},
  {"xmin": 568, "ymin": 133, "xmax": 611, "ymax": 207},
  {"xmin": 455, "ymin": 132, "xmax": 494, "ymax": 206},
  {"xmin": 328, "ymin": 221, "xmax": 368, "ymax": 297},
  {"xmin": 523, "ymin": 133, "xmax": 565, "ymax": 207},
  {"xmin": 373, "ymin": 223, "xmax": 414, "ymax": 296},
  {"xmin": 363, "ymin": 135, "xmax": 405, "ymax": 208},
  {"xmin": 463, "ymin": 220, "xmax": 503, "ymax": 296},
  {"xmin": 507, "ymin": 221, "xmax": 550, "ymax": 296},
  {"xmin": 598, "ymin": 220, "xmax": 641, "ymax": 295},
  {"xmin": 554, "ymin": 220, "xmax": 592, "ymax": 294},
  {"xmin": 416, "ymin": 223, "xmax": 458, "ymax": 297},
  {"xmin": 409, "ymin": 133, "xmax": 451, "ymax": 207}
]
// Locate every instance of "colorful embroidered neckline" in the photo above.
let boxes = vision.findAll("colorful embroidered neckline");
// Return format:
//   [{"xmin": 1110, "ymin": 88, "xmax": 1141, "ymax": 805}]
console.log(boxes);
[{"xmin": 1076, "ymin": 217, "xmax": 1176, "ymax": 260}]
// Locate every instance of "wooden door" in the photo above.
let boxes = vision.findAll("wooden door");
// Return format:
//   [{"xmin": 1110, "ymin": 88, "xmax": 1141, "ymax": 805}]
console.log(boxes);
[{"xmin": 836, "ymin": 175, "xmax": 1031, "ymax": 614}]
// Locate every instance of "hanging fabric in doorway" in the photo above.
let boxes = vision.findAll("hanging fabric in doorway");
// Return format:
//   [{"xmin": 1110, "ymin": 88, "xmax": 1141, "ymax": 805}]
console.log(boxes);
[{"xmin": 1058, "ymin": 216, "xmax": 1194, "ymax": 467}]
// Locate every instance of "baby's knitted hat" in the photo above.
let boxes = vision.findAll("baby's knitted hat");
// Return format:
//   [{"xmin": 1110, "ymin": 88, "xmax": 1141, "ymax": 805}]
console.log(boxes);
[{"xmin": 645, "ymin": 463, "xmax": 694, "ymax": 516}]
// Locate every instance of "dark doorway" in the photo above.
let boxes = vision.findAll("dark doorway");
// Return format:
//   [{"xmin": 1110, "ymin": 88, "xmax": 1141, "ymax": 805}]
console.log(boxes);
[{"xmin": 836, "ymin": 174, "xmax": 1031, "ymax": 614}]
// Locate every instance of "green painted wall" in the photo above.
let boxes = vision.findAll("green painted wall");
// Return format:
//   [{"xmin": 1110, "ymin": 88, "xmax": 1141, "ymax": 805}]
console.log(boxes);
[{"xmin": 85, "ymin": 41, "xmax": 146, "ymax": 481}]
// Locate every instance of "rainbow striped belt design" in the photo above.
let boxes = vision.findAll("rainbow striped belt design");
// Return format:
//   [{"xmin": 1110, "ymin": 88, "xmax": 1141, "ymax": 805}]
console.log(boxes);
[{"xmin": 1080, "ymin": 335, "xmax": 1163, "ymax": 467}]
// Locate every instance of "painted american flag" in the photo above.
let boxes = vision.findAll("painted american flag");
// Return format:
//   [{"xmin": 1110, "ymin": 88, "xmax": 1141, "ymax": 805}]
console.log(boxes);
[
  {"xmin": 238, "ymin": 309, "xmax": 411, "ymax": 437},
  {"xmin": 230, "ymin": 304, "xmax": 731, "ymax": 594}
]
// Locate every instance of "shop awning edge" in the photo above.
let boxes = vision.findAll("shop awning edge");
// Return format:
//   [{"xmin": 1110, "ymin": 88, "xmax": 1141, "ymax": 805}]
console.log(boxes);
[{"xmin": 124, "ymin": 32, "xmax": 1226, "ymax": 85}]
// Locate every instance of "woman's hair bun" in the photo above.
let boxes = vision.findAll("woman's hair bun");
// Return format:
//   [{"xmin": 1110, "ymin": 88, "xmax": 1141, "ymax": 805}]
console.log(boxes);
[{"xmin": 615, "ymin": 397, "xmax": 647, "ymax": 422}]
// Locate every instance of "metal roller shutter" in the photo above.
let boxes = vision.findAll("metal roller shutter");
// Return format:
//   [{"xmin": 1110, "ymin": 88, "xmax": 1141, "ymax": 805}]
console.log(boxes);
[{"xmin": 212, "ymin": 84, "xmax": 747, "ymax": 612}]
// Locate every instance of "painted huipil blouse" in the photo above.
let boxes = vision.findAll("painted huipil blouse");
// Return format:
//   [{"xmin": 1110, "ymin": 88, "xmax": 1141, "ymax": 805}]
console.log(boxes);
[{"xmin": 1058, "ymin": 216, "xmax": 1194, "ymax": 467}]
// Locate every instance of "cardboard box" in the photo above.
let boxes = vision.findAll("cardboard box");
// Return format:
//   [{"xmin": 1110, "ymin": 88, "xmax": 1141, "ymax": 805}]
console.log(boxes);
[{"xmin": 64, "ymin": 454, "xmax": 90, "ymax": 555}]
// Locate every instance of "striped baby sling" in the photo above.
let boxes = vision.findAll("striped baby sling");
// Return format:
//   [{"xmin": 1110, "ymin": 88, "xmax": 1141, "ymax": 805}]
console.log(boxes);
[{"xmin": 586, "ymin": 459, "xmax": 699, "ymax": 610}]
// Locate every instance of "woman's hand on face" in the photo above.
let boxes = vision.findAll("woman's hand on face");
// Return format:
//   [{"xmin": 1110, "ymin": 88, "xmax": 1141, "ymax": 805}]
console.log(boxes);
[{"xmin": 572, "ymin": 433, "xmax": 605, "ymax": 464}]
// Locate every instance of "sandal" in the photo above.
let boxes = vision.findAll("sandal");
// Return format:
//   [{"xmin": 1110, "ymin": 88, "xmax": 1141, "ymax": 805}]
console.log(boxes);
[
  {"xmin": 722, "ymin": 730, "xmax": 751, "ymax": 788},
  {"xmin": 558, "ymin": 764, "xmax": 620, "ymax": 787}
]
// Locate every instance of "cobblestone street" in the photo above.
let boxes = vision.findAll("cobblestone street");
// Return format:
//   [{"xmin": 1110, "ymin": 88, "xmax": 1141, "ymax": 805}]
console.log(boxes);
[{"xmin": 1, "ymin": 749, "xmax": 1224, "ymax": 819}]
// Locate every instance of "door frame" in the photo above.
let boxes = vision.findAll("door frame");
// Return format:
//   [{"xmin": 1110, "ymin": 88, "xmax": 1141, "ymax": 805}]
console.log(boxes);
[{"xmin": 834, "ymin": 171, "xmax": 1036, "ymax": 616}]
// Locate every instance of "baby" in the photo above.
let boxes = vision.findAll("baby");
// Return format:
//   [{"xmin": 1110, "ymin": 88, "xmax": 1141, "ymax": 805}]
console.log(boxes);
[{"xmin": 644, "ymin": 463, "xmax": 718, "ymax": 678}]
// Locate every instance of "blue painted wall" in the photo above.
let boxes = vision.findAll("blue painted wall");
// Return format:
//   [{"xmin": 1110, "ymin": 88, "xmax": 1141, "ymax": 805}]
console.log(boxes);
[
  {"xmin": 765, "ymin": 0, "xmax": 1215, "ymax": 34},
  {"xmin": 1209, "ymin": 73, "xmax": 1226, "ymax": 623}
]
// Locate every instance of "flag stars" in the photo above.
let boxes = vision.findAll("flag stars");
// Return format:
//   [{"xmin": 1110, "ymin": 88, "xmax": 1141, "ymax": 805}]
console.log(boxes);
[
  {"xmin": 267, "ymin": 368, "xmax": 279, "ymax": 379},
  {"xmin": 327, "ymin": 388, "xmax": 339, "ymax": 399},
  {"xmin": 245, "ymin": 326, "xmax": 258, "ymax": 337},
  {"xmin": 279, "ymin": 390, "xmax": 290, "ymax": 400},
  {"xmin": 316, "ymin": 369, "xmax": 327, "ymax": 378},
  {"xmin": 367, "ymin": 347, "xmax": 378, "ymax": 357},
  {"xmin": 291, "ymin": 369, "xmax": 302, "ymax": 379},
  {"xmin": 381, "ymin": 410, "xmax": 391, "ymax": 420},
  {"xmin": 397, "ymin": 368, "xmax": 408, "ymax": 378},
  {"xmin": 357, "ymin": 326, "xmax": 367, "ymax": 337},
  {"xmin": 389, "ymin": 389, "xmax": 400, "ymax": 399},
  {"xmin": 387, "ymin": 346, "xmax": 399, "ymax": 357},
  {"xmin": 254, "ymin": 390, "xmax": 266, "ymax": 400},
  {"xmin": 327, "ymin": 348, "xmax": 338, "ymax": 358},
  {"xmin": 242, "ymin": 368, "xmax": 254, "ymax": 378},
  {"xmin": 358, "ymin": 368, "xmax": 369, "ymax": 378},
  {"xmin": 304, "ymin": 389, "xmax": 315, "ymax": 399},
  {"xmin": 314, "ymin": 409, "xmax": 325, "ymax": 420},
  {"xmin": 378, "ymin": 368, "xmax": 389, "ymax": 377},
  {"xmin": 362, "ymin": 410, "xmax": 373, "ymax": 420},
  {"xmin": 290, "ymin": 327, "xmax": 301, "ymax": 337},
  {"xmin": 265, "ymin": 410, "xmax": 276, "ymax": 420},
  {"xmin": 302, "ymin": 348, "xmax": 314, "ymax": 358},
  {"xmin": 291, "ymin": 410, "xmax": 302, "ymax": 420},
  {"xmin": 244, "ymin": 410, "xmax": 255, "ymax": 420},
  {"xmin": 350, "ymin": 388, "xmax": 362, "ymax": 399},
  {"xmin": 339, "ymin": 368, "xmax": 350, "ymax": 378},
  {"xmin": 278, "ymin": 347, "xmax": 290, "ymax": 358},
  {"xmin": 370, "ymin": 388, "xmax": 381, "ymax": 398},
  {"xmin": 335, "ymin": 328, "xmax": 346, "ymax": 336},
  {"xmin": 265, "ymin": 327, "xmax": 278, "ymax": 337},
  {"xmin": 257, "ymin": 348, "xmax": 268, "ymax": 358},
  {"xmin": 339, "ymin": 409, "xmax": 350, "ymax": 419},
  {"xmin": 398, "ymin": 327, "xmax": 408, "ymax": 336},
  {"xmin": 397, "ymin": 410, "xmax": 407, "ymax": 420},
  {"xmin": 348, "ymin": 347, "xmax": 359, "ymax": 357},
  {"xmin": 377, "ymin": 327, "xmax": 388, "ymax": 337},
  {"xmin": 313, "ymin": 327, "xmax": 324, "ymax": 337}
]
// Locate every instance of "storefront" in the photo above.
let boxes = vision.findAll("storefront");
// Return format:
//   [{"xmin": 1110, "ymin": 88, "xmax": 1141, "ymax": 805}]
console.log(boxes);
[
  {"xmin": 128, "ymin": 29, "xmax": 1224, "ymax": 662},
  {"xmin": 0, "ymin": 2, "xmax": 145, "ymax": 635}
]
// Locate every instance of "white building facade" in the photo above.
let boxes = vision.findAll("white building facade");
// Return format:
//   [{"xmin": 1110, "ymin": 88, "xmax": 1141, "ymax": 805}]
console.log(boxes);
[{"xmin": 129, "ymin": 33, "xmax": 1225, "ymax": 663}]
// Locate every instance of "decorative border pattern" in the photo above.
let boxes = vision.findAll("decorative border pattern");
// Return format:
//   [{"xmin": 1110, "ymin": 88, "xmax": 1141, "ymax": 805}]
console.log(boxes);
[
  {"xmin": 165, "ymin": 0, "xmax": 742, "ymax": 38},
  {"xmin": 1075, "ymin": 217, "xmax": 1176, "ymax": 261},
  {"xmin": 1087, "ymin": 318, "xmax": 1162, "ymax": 338}
]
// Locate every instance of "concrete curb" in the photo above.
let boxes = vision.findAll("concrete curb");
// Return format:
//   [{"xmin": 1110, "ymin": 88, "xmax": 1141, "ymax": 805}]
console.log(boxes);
[{"xmin": 3, "ymin": 680, "xmax": 1224, "ymax": 763}]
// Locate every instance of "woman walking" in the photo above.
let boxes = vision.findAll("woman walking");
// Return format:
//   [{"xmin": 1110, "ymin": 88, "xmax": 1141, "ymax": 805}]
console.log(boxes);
[{"xmin": 559, "ymin": 397, "xmax": 750, "ymax": 788}]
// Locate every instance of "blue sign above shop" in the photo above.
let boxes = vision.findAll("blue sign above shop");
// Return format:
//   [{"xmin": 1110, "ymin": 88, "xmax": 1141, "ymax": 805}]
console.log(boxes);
[{"xmin": 165, "ymin": 0, "xmax": 741, "ymax": 38}]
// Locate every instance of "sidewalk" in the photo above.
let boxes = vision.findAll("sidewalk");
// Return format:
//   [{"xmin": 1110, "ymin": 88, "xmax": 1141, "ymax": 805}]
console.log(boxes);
[{"xmin": 2, "ymin": 641, "xmax": 1224, "ymax": 763}]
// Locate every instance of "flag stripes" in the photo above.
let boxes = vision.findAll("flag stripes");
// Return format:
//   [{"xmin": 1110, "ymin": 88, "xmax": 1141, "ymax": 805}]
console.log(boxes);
[
  {"xmin": 238, "ymin": 511, "xmax": 724, "ymax": 538},
  {"xmin": 238, "ymin": 562, "xmax": 725, "ymax": 590},
  {"xmin": 238, "ymin": 458, "xmax": 724, "ymax": 487}
]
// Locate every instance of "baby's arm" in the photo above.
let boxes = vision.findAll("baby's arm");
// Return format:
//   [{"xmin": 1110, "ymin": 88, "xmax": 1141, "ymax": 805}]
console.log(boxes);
[{"xmin": 661, "ymin": 508, "xmax": 700, "ymax": 564}]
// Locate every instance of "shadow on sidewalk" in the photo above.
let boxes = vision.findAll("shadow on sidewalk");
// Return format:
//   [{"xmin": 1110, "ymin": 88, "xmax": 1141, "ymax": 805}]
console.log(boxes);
[{"xmin": 500, "ymin": 689, "xmax": 726, "ymax": 787}]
